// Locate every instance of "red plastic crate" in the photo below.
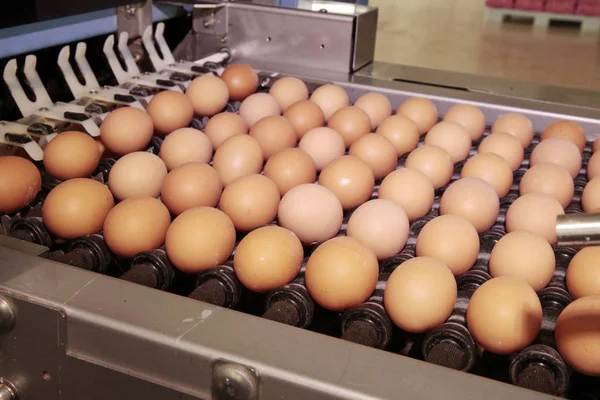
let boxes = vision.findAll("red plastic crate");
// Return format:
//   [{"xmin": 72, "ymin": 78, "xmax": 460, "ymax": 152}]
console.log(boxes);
[
  {"xmin": 545, "ymin": 0, "xmax": 576, "ymax": 13},
  {"xmin": 514, "ymin": 0, "xmax": 546, "ymax": 11},
  {"xmin": 576, "ymin": 2, "xmax": 600, "ymax": 15},
  {"xmin": 486, "ymin": 0, "xmax": 516, "ymax": 8}
]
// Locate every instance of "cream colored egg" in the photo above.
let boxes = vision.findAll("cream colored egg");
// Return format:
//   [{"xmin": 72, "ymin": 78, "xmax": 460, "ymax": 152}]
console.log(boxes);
[{"xmin": 298, "ymin": 127, "xmax": 345, "ymax": 170}]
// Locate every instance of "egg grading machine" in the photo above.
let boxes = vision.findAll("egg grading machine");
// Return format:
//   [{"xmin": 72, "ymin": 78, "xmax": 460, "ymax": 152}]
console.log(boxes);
[{"xmin": 2, "ymin": 1, "xmax": 600, "ymax": 400}]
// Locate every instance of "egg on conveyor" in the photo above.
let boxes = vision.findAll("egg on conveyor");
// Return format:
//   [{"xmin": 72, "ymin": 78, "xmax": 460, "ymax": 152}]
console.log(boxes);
[
  {"xmin": 298, "ymin": 127, "xmax": 345, "ymax": 171},
  {"xmin": 108, "ymin": 152, "xmax": 168, "ymax": 200},
  {"xmin": 239, "ymin": 93, "xmax": 281, "ymax": 128},
  {"xmin": 220, "ymin": 64, "xmax": 259, "ymax": 101},
  {"xmin": 103, "ymin": 197, "xmax": 171, "ymax": 258},
  {"xmin": 318, "ymin": 155, "xmax": 374, "ymax": 210},
  {"xmin": 185, "ymin": 75, "xmax": 229, "ymax": 117},
  {"xmin": 491, "ymin": 113, "xmax": 534, "ymax": 148},
  {"xmin": 354, "ymin": 92, "xmax": 392, "ymax": 130},
  {"xmin": 375, "ymin": 115, "xmax": 420, "ymax": 157},
  {"xmin": 349, "ymin": 134, "xmax": 397, "ymax": 180},
  {"xmin": 477, "ymin": 132, "xmax": 524, "ymax": 171},
  {"xmin": 530, "ymin": 137, "xmax": 582, "ymax": 179},
  {"xmin": 404, "ymin": 145, "xmax": 453, "ymax": 189},
  {"xmin": 519, "ymin": 163, "xmax": 574, "ymax": 208},
  {"xmin": 146, "ymin": 90, "xmax": 194, "ymax": 135},
  {"xmin": 99, "ymin": 107, "xmax": 154, "ymax": 155},
  {"xmin": 440, "ymin": 178, "xmax": 499, "ymax": 233},
  {"xmin": 566, "ymin": 247, "xmax": 600, "ymax": 299},
  {"xmin": 0, "ymin": 156, "xmax": 42, "ymax": 214},
  {"xmin": 160, "ymin": 163, "xmax": 223, "ymax": 215},
  {"xmin": 212, "ymin": 134, "xmax": 264, "ymax": 186},
  {"xmin": 424, "ymin": 121, "xmax": 471, "ymax": 163},
  {"xmin": 396, "ymin": 97, "xmax": 438, "ymax": 135},
  {"xmin": 443, "ymin": 104, "xmax": 486, "ymax": 141},
  {"xmin": 505, "ymin": 192, "xmax": 564, "ymax": 244},
  {"xmin": 159, "ymin": 128, "xmax": 213, "ymax": 171},
  {"xmin": 43, "ymin": 131, "xmax": 100, "ymax": 180},
  {"xmin": 541, "ymin": 120, "xmax": 586, "ymax": 152},
  {"xmin": 460, "ymin": 153, "xmax": 513, "ymax": 198},
  {"xmin": 249, "ymin": 116, "xmax": 297, "ymax": 159},
  {"xmin": 309, "ymin": 84, "xmax": 349, "ymax": 121},
  {"xmin": 582, "ymin": 177, "xmax": 600, "ymax": 212},
  {"xmin": 269, "ymin": 76, "xmax": 309, "ymax": 111},
  {"xmin": 204, "ymin": 112, "xmax": 249, "ymax": 149},
  {"xmin": 283, "ymin": 100, "xmax": 325, "ymax": 139},
  {"xmin": 264, "ymin": 148, "xmax": 317, "ymax": 196},
  {"xmin": 378, "ymin": 168, "xmax": 434, "ymax": 221}
]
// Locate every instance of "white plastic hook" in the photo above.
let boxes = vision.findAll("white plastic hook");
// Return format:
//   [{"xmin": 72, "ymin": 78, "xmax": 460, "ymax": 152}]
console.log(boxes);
[
  {"xmin": 103, "ymin": 33, "xmax": 141, "ymax": 84},
  {"xmin": 57, "ymin": 43, "xmax": 100, "ymax": 99},
  {"xmin": 143, "ymin": 22, "xmax": 176, "ymax": 72},
  {"xmin": 3, "ymin": 56, "xmax": 53, "ymax": 117}
]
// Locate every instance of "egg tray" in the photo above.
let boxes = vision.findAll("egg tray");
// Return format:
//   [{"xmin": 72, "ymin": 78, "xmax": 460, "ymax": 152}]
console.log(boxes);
[{"xmin": 1, "ymin": 119, "xmax": 597, "ymax": 398}]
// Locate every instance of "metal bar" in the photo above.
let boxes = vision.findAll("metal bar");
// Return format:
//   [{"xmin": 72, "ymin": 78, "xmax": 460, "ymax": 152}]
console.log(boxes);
[{"xmin": 556, "ymin": 213, "xmax": 600, "ymax": 247}]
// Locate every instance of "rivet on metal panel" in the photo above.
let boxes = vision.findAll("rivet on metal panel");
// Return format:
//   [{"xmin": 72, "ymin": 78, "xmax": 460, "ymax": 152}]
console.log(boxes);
[
  {"xmin": 0, "ymin": 378, "xmax": 19, "ymax": 400},
  {"xmin": 0, "ymin": 296, "xmax": 16, "ymax": 335},
  {"xmin": 265, "ymin": 37, "xmax": 271, "ymax": 42},
  {"xmin": 212, "ymin": 360, "xmax": 259, "ymax": 400}
]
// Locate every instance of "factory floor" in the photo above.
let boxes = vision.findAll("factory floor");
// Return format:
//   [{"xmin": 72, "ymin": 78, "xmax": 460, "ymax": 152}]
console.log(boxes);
[{"xmin": 371, "ymin": 0, "xmax": 600, "ymax": 91}]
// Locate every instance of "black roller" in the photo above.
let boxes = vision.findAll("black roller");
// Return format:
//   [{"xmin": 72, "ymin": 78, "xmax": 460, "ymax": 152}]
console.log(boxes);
[
  {"xmin": 262, "ymin": 300, "xmax": 300, "ymax": 326},
  {"xmin": 8, "ymin": 217, "xmax": 52, "ymax": 247},
  {"xmin": 188, "ymin": 263, "xmax": 242, "ymax": 309},
  {"xmin": 341, "ymin": 320, "xmax": 379, "ymax": 348},
  {"xmin": 121, "ymin": 249, "xmax": 175, "ymax": 290}
]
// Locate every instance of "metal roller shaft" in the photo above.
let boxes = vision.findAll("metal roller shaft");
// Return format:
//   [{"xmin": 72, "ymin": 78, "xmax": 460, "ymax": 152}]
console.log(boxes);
[{"xmin": 556, "ymin": 213, "xmax": 600, "ymax": 247}]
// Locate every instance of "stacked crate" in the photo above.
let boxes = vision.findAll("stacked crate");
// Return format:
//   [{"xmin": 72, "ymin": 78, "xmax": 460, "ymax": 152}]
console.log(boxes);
[{"xmin": 485, "ymin": 0, "xmax": 600, "ymax": 15}]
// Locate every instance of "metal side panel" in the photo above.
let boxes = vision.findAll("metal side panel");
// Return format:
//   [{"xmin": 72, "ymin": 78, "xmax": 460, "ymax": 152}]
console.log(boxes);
[{"xmin": 0, "ymin": 247, "xmax": 555, "ymax": 399}]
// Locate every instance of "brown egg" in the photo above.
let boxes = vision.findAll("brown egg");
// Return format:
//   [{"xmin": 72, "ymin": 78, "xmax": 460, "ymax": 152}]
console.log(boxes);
[
  {"xmin": 379, "ymin": 168, "xmax": 434, "ymax": 221},
  {"xmin": 318, "ymin": 155, "xmax": 374, "ymax": 210},
  {"xmin": 461, "ymin": 153, "xmax": 513, "ymax": 198},
  {"xmin": 347, "ymin": 199, "xmax": 409, "ymax": 260},
  {"xmin": 566, "ymin": 247, "xmax": 600, "ymax": 299},
  {"xmin": 583, "ymin": 177, "xmax": 600, "ymax": 212},
  {"xmin": 298, "ymin": 127, "xmax": 345, "ymax": 170},
  {"xmin": 263, "ymin": 148, "xmax": 316, "ymax": 196},
  {"xmin": 555, "ymin": 296, "xmax": 600, "ymax": 376},
  {"xmin": 100, "ymin": 107, "xmax": 153, "ymax": 155},
  {"xmin": 278, "ymin": 184, "xmax": 343, "ymax": 244},
  {"xmin": 219, "ymin": 174, "xmax": 280, "ymax": 232},
  {"xmin": 0, "ymin": 156, "xmax": 41, "ymax": 214},
  {"xmin": 269, "ymin": 76, "xmax": 309, "ymax": 111},
  {"xmin": 159, "ymin": 128, "xmax": 213, "ymax": 171},
  {"xmin": 404, "ymin": 145, "xmax": 454, "ymax": 189},
  {"xmin": 424, "ymin": 121, "xmax": 472, "ymax": 163},
  {"xmin": 43, "ymin": 131, "xmax": 100, "ymax": 180},
  {"xmin": 416, "ymin": 215, "xmax": 480, "ymax": 276},
  {"xmin": 519, "ymin": 163, "xmax": 574, "ymax": 208},
  {"xmin": 234, "ymin": 225, "xmax": 303, "ymax": 292},
  {"xmin": 305, "ymin": 236, "xmax": 378, "ymax": 311},
  {"xmin": 283, "ymin": 100, "xmax": 325, "ymax": 139},
  {"xmin": 212, "ymin": 134, "xmax": 264, "ymax": 186},
  {"xmin": 220, "ymin": 64, "xmax": 258, "ymax": 101},
  {"xmin": 440, "ymin": 178, "xmax": 499, "ymax": 233},
  {"xmin": 530, "ymin": 137, "xmax": 582, "ymax": 178},
  {"xmin": 327, "ymin": 106, "xmax": 371, "ymax": 148},
  {"xmin": 594, "ymin": 137, "xmax": 600, "ymax": 153},
  {"xmin": 541, "ymin": 120, "xmax": 586, "ymax": 152},
  {"xmin": 160, "ymin": 163, "xmax": 223, "ymax": 215},
  {"xmin": 587, "ymin": 152, "xmax": 600, "ymax": 180},
  {"xmin": 349, "ymin": 134, "xmax": 398, "ymax": 179},
  {"xmin": 467, "ymin": 276, "xmax": 542, "ymax": 355},
  {"xmin": 103, "ymin": 197, "xmax": 171, "ymax": 258},
  {"xmin": 249, "ymin": 116, "xmax": 297, "ymax": 159},
  {"xmin": 384, "ymin": 257, "xmax": 457, "ymax": 333},
  {"xmin": 375, "ymin": 115, "xmax": 419, "ymax": 157},
  {"xmin": 239, "ymin": 93, "xmax": 281, "ymax": 128},
  {"xmin": 95, "ymin": 138, "xmax": 107, "ymax": 157},
  {"xmin": 489, "ymin": 231, "xmax": 555, "ymax": 291},
  {"xmin": 204, "ymin": 112, "xmax": 249, "ymax": 149},
  {"xmin": 165, "ymin": 207, "xmax": 235, "ymax": 274},
  {"xmin": 354, "ymin": 92, "xmax": 392, "ymax": 130},
  {"xmin": 146, "ymin": 90, "xmax": 194, "ymax": 135},
  {"xmin": 309, "ymin": 84, "xmax": 349, "ymax": 121},
  {"xmin": 478, "ymin": 132, "xmax": 524, "ymax": 171},
  {"xmin": 42, "ymin": 178, "xmax": 114, "ymax": 239},
  {"xmin": 443, "ymin": 104, "xmax": 486, "ymax": 141},
  {"xmin": 491, "ymin": 113, "xmax": 534, "ymax": 148},
  {"xmin": 505, "ymin": 192, "xmax": 564, "ymax": 244},
  {"xmin": 108, "ymin": 152, "xmax": 167, "ymax": 200},
  {"xmin": 396, "ymin": 97, "xmax": 438, "ymax": 135},
  {"xmin": 185, "ymin": 75, "xmax": 229, "ymax": 117}
]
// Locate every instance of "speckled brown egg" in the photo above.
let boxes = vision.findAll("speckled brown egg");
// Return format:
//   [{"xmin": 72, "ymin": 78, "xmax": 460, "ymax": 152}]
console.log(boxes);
[
  {"xmin": 100, "ymin": 107, "xmax": 153, "ymax": 155},
  {"xmin": 264, "ymin": 148, "xmax": 317, "ymax": 196},
  {"xmin": 283, "ymin": 100, "xmax": 325, "ymax": 139},
  {"xmin": 327, "ymin": 106, "xmax": 371, "ymax": 148},
  {"xmin": 376, "ymin": 115, "xmax": 420, "ymax": 157},
  {"xmin": 354, "ymin": 92, "xmax": 392, "ymax": 130},
  {"xmin": 491, "ymin": 113, "xmax": 534, "ymax": 148},
  {"xmin": 349, "ymin": 134, "xmax": 397, "ymax": 179},
  {"xmin": 249, "ymin": 116, "xmax": 297, "ymax": 159},
  {"xmin": 212, "ymin": 134, "xmax": 264, "ymax": 185},
  {"xmin": 103, "ymin": 196, "xmax": 171, "ymax": 258},
  {"xmin": 204, "ymin": 112, "xmax": 249, "ymax": 149},
  {"xmin": 396, "ymin": 97, "xmax": 438, "ymax": 135},
  {"xmin": 108, "ymin": 152, "xmax": 167, "ymax": 200},
  {"xmin": 185, "ymin": 75, "xmax": 229, "ymax": 117},
  {"xmin": 160, "ymin": 163, "xmax": 223, "ymax": 215},
  {"xmin": 220, "ymin": 64, "xmax": 259, "ymax": 101},
  {"xmin": 318, "ymin": 155, "xmax": 375, "ymax": 210},
  {"xmin": 159, "ymin": 128, "xmax": 213, "ymax": 171},
  {"xmin": 146, "ymin": 90, "xmax": 194, "ymax": 135},
  {"xmin": 309, "ymin": 84, "xmax": 349, "ymax": 121},
  {"xmin": 43, "ymin": 131, "xmax": 100, "ymax": 180},
  {"xmin": 0, "ymin": 156, "xmax": 41, "ymax": 214},
  {"xmin": 443, "ymin": 104, "xmax": 486, "ymax": 141},
  {"xmin": 541, "ymin": 120, "xmax": 586, "ymax": 152},
  {"xmin": 42, "ymin": 178, "xmax": 114, "ymax": 239},
  {"xmin": 269, "ymin": 76, "xmax": 309, "ymax": 111}
]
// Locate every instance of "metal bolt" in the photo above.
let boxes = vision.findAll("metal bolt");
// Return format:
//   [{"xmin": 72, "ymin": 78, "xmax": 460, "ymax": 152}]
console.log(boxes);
[
  {"xmin": 0, "ymin": 378, "xmax": 18, "ymax": 400},
  {"xmin": 265, "ymin": 37, "xmax": 271, "ymax": 42},
  {"xmin": 212, "ymin": 361, "xmax": 258, "ymax": 400},
  {"xmin": 125, "ymin": 4, "xmax": 138, "ymax": 18},
  {"xmin": 0, "ymin": 296, "xmax": 16, "ymax": 335},
  {"xmin": 204, "ymin": 18, "xmax": 215, "ymax": 29},
  {"xmin": 220, "ymin": 35, "xmax": 228, "ymax": 43}
]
